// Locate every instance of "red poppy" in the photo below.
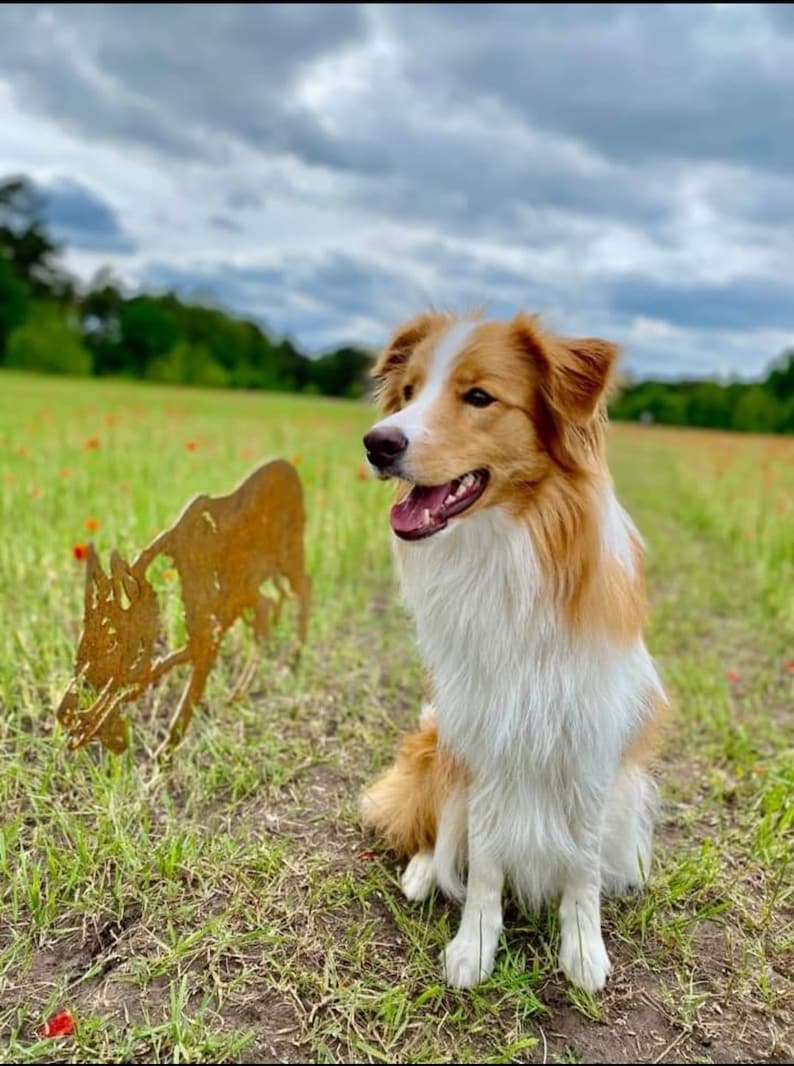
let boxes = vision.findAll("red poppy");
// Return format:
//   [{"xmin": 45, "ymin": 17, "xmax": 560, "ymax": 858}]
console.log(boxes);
[
  {"xmin": 37, "ymin": 1009, "xmax": 75, "ymax": 1039},
  {"xmin": 785, "ymin": 660, "xmax": 794, "ymax": 675},
  {"xmin": 356, "ymin": 463, "xmax": 369, "ymax": 482},
  {"xmin": 72, "ymin": 544, "xmax": 88, "ymax": 562},
  {"xmin": 185, "ymin": 440, "xmax": 198, "ymax": 452},
  {"xmin": 85, "ymin": 517, "xmax": 100, "ymax": 533},
  {"xmin": 59, "ymin": 468, "xmax": 74, "ymax": 480},
  {"xmin": 105, "ymin": 413, "xmax": 119, "ymax": 426},
  {"xmin": 726, "ymin": 668, "xmax": 741, "ymax": 684},
  {"xmin": 84, "ymin": 437, "xmax": 100, "ymax": 450}
]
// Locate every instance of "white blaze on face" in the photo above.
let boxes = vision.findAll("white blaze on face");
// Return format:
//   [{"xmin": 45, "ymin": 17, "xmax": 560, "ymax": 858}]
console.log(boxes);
[{"xmin": 375, "ymin": 320, "xmax": 479, "ymax": 443}]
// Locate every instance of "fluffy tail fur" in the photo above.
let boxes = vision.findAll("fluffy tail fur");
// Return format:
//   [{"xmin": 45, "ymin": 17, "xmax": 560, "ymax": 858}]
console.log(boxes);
[{"xmin": 360, "ymin": 704, "xmax": 465, "ymax": 860}]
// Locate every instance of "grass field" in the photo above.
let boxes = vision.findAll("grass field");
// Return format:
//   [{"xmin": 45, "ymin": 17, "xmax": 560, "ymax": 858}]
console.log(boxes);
[{"xmin": 1, "ymin": 369, "xmax": 792, "ymax": 1065}]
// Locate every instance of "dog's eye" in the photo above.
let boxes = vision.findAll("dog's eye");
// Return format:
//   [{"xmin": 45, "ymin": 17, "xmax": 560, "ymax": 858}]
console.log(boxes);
[
  {"xmin": 463, "ymin": 387, "xmax": 496, "ymax": 408},
  {"xmin": 403, "ymin": 384, "xmax": 414, "ymax": 403}
]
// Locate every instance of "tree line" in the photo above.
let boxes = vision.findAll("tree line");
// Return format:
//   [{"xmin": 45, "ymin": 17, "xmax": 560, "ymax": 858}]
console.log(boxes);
[
  {"xmin": 0, "ymin": 175, "xmax": 371, "ymax": 397},
  {"xmin": 1, "ymin": 173, "xmax": 792, "ymax": 430},
  {"xmin": 609, "ymin": 357, "xmax": 794, "ymax": 434}
]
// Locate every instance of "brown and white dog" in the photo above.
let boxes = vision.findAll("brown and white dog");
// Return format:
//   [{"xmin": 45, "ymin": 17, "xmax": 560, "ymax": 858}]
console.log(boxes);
[{"xmin": 360, "ymin": 311, "xmax": 667, "ymax": 993}]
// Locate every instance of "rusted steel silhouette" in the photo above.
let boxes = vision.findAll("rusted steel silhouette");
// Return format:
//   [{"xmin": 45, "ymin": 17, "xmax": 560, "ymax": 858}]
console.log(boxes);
[{"xmin": 57, "ymin": 459, "xmax": 310, "ymax": 757}]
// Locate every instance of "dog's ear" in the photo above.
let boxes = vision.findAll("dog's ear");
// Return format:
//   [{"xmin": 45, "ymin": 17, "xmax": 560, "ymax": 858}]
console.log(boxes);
[
  {"xmin": 371, "ymin": 312, "xmax": 441, "ymax": 413},
  {"xmin": 512, "ymin": 313, "xmax": 619, "ymax": 471},
  {"xmin": 543, "ymin": 334, "xmax": 618, "ymax": 425},
  {"xmin": 512, "ymin": 313, "xmax": 618, "ymax": 426}
]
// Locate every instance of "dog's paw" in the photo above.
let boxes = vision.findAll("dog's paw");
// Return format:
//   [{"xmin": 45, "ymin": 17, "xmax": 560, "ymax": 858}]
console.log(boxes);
[
  {"xmin": 558, "ymin": 930, "xmax": 612, "ymax": 993},
  {"xmin": 401, "ymin": 852, "xmax": 436, "ymax": 902},
  {"xmin": 441, "ymin": 935, "xmax": 495, "ymax": 989}
]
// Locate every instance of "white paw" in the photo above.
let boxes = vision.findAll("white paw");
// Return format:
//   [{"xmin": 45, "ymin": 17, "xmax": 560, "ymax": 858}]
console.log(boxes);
[
  {"xmin": 559, "ymin": 930, "xmax": 612, "ymax": 993},
  {"xmin": 401, "ymin": 852, "xmax": 436, "ymax": 902},
  {"xmin": 441, "ymin": 934, "xmax": 496, "ymax": 989}
]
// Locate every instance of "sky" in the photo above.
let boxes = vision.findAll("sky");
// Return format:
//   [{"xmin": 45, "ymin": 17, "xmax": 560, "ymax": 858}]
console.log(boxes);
[{"xmin": 1, "ymin": 3, "xmax": 793, "ymax": 379}]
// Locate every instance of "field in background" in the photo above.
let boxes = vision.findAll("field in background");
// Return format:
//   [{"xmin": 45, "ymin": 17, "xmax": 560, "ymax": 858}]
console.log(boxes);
[{"xmin": 1, "ymin": 370, "xmax": 792, "ymax": 1064}]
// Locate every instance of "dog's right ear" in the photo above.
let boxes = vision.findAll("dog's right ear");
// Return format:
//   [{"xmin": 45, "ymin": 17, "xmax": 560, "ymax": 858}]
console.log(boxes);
[{"xmin": 371, "ymin": 312, "xmax": 439, "ymax": 413}]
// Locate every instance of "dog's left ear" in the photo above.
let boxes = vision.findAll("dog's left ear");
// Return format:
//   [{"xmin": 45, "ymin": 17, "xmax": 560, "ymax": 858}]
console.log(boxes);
[
  {"xmin": 512, "ymin": 313, "xmax": 619, "ymax": 425},
  {"xmin": 371, "ymin": 312, "xmax": 443, "ymax": 413}
]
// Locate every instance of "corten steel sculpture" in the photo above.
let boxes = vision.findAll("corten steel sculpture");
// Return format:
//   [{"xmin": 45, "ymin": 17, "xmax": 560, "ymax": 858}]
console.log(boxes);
[{"xmin": 56, "ymin": 459, "xmax": 311, "ymax": 758}]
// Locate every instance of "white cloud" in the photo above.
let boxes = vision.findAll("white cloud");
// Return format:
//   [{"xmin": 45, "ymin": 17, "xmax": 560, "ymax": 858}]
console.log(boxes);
[{"xmin": 0, "ymin": 3, "xmax": 792, "ymax": 375}]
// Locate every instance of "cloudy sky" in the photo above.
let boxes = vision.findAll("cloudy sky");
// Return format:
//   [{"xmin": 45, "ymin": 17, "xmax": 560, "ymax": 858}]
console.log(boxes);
[{"xmin": 1, "ymin": 3, "xmax": 793, "ymax": 379}]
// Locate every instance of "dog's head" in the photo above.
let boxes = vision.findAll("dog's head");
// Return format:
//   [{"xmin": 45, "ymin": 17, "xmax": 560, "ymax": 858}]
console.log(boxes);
[{"xmin": 363, "ymin": 312, "xmax": 618, "ymax": 541}]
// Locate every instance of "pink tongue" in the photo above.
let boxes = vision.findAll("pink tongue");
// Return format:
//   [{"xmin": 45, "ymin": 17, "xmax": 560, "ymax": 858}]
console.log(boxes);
[{"xmin": 390, "ymin": 482, "xmax": 453, "ymax": 536}]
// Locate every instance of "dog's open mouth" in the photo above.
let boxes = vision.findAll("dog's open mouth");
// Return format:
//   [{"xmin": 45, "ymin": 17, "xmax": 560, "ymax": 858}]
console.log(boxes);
[{"xmin": 390, "ymin": 469, "xmax": 489, "ymax": 540}]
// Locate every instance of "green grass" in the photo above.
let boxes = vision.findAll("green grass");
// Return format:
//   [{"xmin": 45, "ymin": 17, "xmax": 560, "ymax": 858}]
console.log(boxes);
[{"xmin": 1, "ymin": 370, "xmax": 792, "ymax": 1064}]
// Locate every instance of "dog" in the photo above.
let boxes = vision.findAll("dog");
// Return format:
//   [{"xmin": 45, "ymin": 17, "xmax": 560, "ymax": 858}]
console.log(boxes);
[{"xmin": 360, "ymin": 311, "xmax": 667, "ymax": 993}]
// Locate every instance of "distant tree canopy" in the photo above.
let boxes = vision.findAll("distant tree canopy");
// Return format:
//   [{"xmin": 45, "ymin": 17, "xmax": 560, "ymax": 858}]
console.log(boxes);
[
  {"xmin": 1, "ymin": 173, "xmax": 792, "ymax": 430},
  {"xmin": 0, "ymin": 174, "xmax": 372, "ymax": 397},
  {"xmin": 609, "ymin": 352, "xmax": 794, "ymax": 435}
]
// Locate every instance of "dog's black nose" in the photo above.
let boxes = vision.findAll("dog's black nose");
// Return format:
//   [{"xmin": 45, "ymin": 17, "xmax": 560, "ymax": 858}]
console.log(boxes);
[{"xmin": 363, "ymin": 426, "xmax": 408, "ymax": 469}]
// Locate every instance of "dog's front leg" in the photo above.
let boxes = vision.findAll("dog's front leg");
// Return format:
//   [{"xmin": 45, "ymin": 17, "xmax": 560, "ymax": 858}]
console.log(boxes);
[
  {"xmin": 441, "ymin": 810, "xmax": 503, "ymax": 988},
  {"xmin": 558, "ymin": 841, "xmax": 612, "ymax": 993}
]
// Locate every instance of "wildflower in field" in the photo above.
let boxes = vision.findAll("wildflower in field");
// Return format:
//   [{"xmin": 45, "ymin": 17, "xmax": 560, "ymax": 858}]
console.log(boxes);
[
  {"xmin": 105, "ymin": 413, "xmax": 119, "ymax": 426},
  {"xmin": 30, "ymin": 486, "xmax": 42, "ymax": 499},
  {"xmin": 72, "ymin": 544, "xmax": 88, "ymax": 562},
  {"xmin": 85, "ymin": 517, "xmax": 100, "ymax": 533},
  {"xmin": 785, "ymin": 660, "xmax": 794, "ymax": 675},
  {"xmin": 239, "ymin": 447, "xmax": 254, "ymax": 459},
  {"xmin": 37, "ymin": 1010, "xmax": 75, "ymax": 1039},
  {"xmin": 356, "ymin": 463, "xmax": 369, "ymax": 481},
  {"xmin": 14, "ymin": 444, "xmax": 27, "ymax": 457},
  {"xmin": 164, "ymin": 568, "xmax": 177, "ymax": 582},
  {"xmin": 119, "ymin": 482, "xmax": 131, "ymax": 495},
  {"xmin": 291, "ymin": 453, "xmax": 303, "ymax": 465},
  {"xmin": 185, "ymin": 440, "xmax": 198, "ymax": 452},
  {"xmin": 778, "ymin": 501, "xmax": 789, "ymax": 517},
  {"xmin": 753, "ymin": 764, "xmax": 767, "ymax": 777},
  {"xmin": 4, "ymin": 474, "xmax": 16, "ymax": 485},
  {"xmin": 59, "ymin": 468, "xmax": 74, "ymax": 479},
  {"xmin": 726, "ymin": 668, "xmax": 741, "ymax": 684},
  {"xmin": 84, "ymin": 437, "xmax": 100, "ymax": 450}
]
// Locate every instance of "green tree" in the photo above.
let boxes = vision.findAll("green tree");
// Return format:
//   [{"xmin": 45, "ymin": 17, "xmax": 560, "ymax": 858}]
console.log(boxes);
[
  {"xmin": 6, "ymin": 304, "xmax": 92, "ymax": 375},
  {"xmin": 119, "ymin": 296, "xmax": 180, "ymax": 377},
  {"xmin": 0, "ymin": 176, "xmax": 69, "ymax": 298},
  {"xmin": 80, "ymin": 268, "xmax": 125, "ymax": 374},
  {"xmin": 308, "ymin": 346, "xmax": 372, "ymax": 397},
  {"xmin": 0, "ymin": 255, "xmax": 29, "ymax": 358},
  {"xmin": 147, "ymin": 340, "xmax": 230, "ymax": 387},
  {"xmin": 766, "ymin": 349, "xmax": 794, "ymax": 403}
]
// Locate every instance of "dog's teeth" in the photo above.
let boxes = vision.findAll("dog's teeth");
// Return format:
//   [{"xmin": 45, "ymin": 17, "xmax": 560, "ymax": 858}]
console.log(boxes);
[
  {"xmin": 422, "ymin": 508, "xmax": 431, "ymax": 526},
  {"xmin": 444, "ymin": 493, "xmax": 456, "ymax": 506}
]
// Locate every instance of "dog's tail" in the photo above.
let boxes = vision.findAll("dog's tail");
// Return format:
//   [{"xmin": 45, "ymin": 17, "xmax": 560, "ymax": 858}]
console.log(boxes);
[{"xmin": 360, "ymin": 704, "xmax": 467, "ymax": 896}]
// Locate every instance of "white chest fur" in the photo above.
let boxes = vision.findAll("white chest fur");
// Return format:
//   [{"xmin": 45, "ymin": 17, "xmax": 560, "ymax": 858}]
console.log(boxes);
[{"xmin": 394, "ymin": 504, "xmax": 658, "ymax": 899}]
